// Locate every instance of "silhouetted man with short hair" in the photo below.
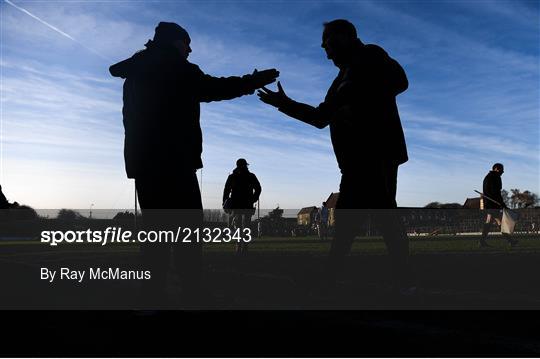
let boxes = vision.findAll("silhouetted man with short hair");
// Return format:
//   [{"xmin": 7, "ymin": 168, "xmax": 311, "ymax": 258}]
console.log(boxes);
[
  {"xmin": 480, "ymin": 163, "xmax": 517, "ymax": 247},
  {"xmin": 258, "ymin": 19, "xmax": 413, "ymax": 292},
  {"xmin": 223, "ymin": 158, "xmax": 261, "ymax": 256},
  {"xmin": 110, "ymin": 22, "xmax": 278, "ymax": 304}
]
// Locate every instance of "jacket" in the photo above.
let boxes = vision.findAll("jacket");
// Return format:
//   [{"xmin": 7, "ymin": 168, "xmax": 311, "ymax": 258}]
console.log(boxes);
[
  {"xmin": 278, "ymin": 41, "xmax": 408, "ymax": 173},
  {"xmin": 110, "ymin": 43, "xmax": 259, "ymax": 178},
  {"xmin": 223, "ymin": 168, "xmax": 262, "ymax": 209},
  {"xmin": 483, "ymin": 171, "xmax": 505, "ymax": 209}
]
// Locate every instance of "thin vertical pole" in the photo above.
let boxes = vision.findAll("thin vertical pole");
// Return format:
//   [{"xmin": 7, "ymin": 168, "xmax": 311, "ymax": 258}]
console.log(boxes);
[{"xmin": 134, "ymin": 181, "xmax": 138, "ymax": 231}]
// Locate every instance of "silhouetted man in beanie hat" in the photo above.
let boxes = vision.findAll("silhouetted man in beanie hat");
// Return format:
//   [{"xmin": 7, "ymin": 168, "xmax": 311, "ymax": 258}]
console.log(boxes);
[
  {"xmin": 110, "ymin": 22, "xmax": 278, "ymax": 306},
  {"xmin": 152, "ymin": 22, "xmax": 190, "ymax": 44}
]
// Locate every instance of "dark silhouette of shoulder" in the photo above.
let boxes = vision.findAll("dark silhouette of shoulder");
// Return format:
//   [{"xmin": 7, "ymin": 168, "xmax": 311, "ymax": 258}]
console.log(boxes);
[{"xmin": 348, "ymin": 43, "xmax": 408, "ymax": 96}]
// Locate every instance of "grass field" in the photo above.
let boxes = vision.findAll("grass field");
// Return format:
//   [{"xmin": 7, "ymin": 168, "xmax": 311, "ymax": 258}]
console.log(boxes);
[
  {"xmin": 203, "ymin": 233, "xmax": 540, "ymax": 254},
  {"xmin": 3, "ymin": 233, "xmax": 539, "ymax": 253},
  {"xmin": 1, "ymin": 234, "xmax": 540, "ymax": 309}
]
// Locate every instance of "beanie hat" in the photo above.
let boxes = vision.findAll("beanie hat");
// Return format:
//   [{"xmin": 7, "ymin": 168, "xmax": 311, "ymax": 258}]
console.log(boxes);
[{"xmin": 153, "ymin": 22, "xmax": 190, "ymax": 44}]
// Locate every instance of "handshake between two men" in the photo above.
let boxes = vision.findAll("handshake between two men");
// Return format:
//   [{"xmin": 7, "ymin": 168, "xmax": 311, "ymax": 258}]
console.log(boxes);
[{"xmin": 110, "ymin": 19, "xmax": 414, "ymax": 303}]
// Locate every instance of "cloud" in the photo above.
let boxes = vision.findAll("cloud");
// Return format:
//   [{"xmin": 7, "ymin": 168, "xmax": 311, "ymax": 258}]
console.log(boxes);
[
  {"xmin": 1, "ymin": 1, "xmax": 537, "ymax": 209},
  {"xmin": 4, "ymin": 0, "xmax": 76, "ymax": 40},
  {"xmin": 407, "ymin": 127, "xmax": 537, "ymax": 160},
  {"xmin": 460, "ymin": 0, "xmax": 540, "ymax": 29},
  {"xmin": 3, "ymin": 0, "xmax": 113, "ymax": 61}
]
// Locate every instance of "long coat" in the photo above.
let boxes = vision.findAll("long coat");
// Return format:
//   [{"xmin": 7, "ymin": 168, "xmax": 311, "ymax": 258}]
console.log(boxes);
[
  {"xmin": 110, "ymin": 43, "xmax": 258, "ymax": 178},
  {"xmin": 278, "ymin": 41, "xmax": 408, "ymax": 174},
  {"xmin": 223, "ymin": 169, "xmax": 262, "ymax": 209},
  {"xmin": 483, "ymin": 171, "xmax": 504, "ymax": 209}
]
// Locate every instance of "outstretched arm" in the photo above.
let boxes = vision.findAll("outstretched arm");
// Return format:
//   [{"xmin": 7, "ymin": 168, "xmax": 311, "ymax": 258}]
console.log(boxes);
[
  {"xmin": 197, "ymin": 67, "xmax": 279, "ymax": 103},
  {"xmin": 258, "ymin": 82, "xmax": 330, "ymax": 129}
]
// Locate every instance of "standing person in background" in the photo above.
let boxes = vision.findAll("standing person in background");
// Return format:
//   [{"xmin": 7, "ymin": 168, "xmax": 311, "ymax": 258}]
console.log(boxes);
[
  {"xmin": 317, "ymin": 201, "xmax": 329, "ymax": 240},
  {"xmin": 257, "ymin": 220, "xmax": 263, "ymax": 238},
  {"xmin": 480, "ymin": 163, "xmax": 518, "ymax": 247},
  {"xmin": 223, "ymin": 159, "xmax": 262, "ymax": 256}
]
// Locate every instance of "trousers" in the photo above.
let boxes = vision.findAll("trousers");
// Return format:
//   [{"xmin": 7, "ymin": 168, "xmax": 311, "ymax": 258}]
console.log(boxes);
[
  {"xmin": 135, "ymin": 171, "xmax": 203, "ymax": 302},
  {"xmin": 329, "ymin": 162, "xmax": 412, "ymax": 287}
]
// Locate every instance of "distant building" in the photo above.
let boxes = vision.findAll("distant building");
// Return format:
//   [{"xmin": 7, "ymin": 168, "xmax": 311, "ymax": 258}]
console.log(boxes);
[
  {"xmin": 297, "ymin": 206, "xmax": 318, "ymax": 226},
  {"xmin": 463, "ymin": 197, "xmax": 483, "ymax": 209},
  {"xmin": 259, "ymin": 207, "xmax": 298, "ymax": 237},
  {"xmin": 325, "ymin": 192, "xmax": 339, "ymax": 226}
]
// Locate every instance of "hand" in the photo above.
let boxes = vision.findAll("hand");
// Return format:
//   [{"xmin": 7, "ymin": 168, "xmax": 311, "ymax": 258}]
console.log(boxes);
[
  {"xmin": 257, "ymin": 81, "xmax": 289, "ymax": 108},
  {"xmin": 250, "ymin": 68, "xmax": 279, "ymax": 89}
]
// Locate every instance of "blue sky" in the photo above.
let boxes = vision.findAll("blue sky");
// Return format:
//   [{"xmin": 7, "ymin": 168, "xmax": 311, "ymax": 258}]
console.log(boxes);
[{"xmin": 0, "ymin": 0, "xmax": 538, "ymax": 210}]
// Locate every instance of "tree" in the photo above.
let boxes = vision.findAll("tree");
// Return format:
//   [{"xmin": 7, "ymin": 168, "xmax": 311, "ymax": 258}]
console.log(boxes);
[
  {"xmin": 510, "ymin": 189, "xmax": 521, "ymax": 208},
  {"xmin": 424, "ymin": 202, "xmax": 462, "ymax": 209},
  {"xmin": 57, "ymin": 209, "xmax": 83, "ymax": 221},
  {"xmin": 267, "ymin": 206, "xmax": 284, "ymax": 220},
  {"xmin": 501, "ymin": 189, "xmax": 510, "ymax": 207},
  {"xmin": 520, "ymin": 190, "xmax": 538, "ymax": 208},
  {"xmin": 440, "ymin": 203, "xmax": 462, "ymax": 209},
  {"xmin": 10, "ymin": 204, "xmax": 38, "ymax": 220},
  {"xmin": 509, "ymin": 189, "xmax": 539, "ymax": 208},
  {"xmin": 113, "ymin": 211, "xmax": 135, "ymax": 221}
]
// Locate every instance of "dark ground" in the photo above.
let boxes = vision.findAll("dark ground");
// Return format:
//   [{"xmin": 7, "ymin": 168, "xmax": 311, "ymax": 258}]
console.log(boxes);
[
  {"xmin": 2, "ymin": 310, "xmax": 540, "ymax": 356},
  {"xmin": 2, "ymin": 237, "xmax": 540, "ymax": 309},
  {"xmin": 1, "ymin": 237, "xmax": 540, "ymax": 355}
]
